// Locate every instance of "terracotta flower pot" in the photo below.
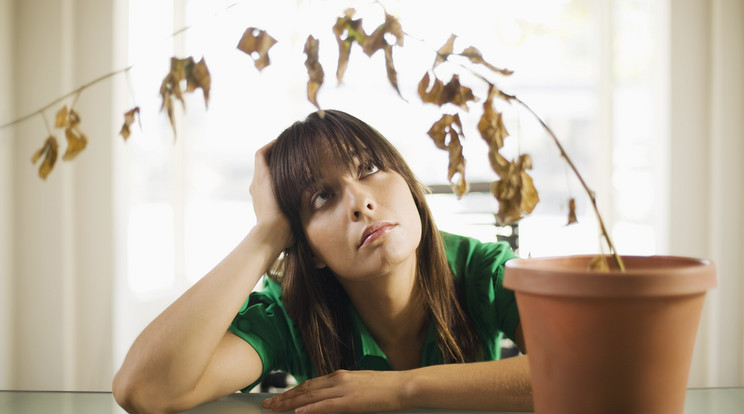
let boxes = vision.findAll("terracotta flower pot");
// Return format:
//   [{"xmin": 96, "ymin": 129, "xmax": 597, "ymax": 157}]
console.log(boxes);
[{"xmin": 503, "ymin": 255, "xmax": 716, "ymax": 414}]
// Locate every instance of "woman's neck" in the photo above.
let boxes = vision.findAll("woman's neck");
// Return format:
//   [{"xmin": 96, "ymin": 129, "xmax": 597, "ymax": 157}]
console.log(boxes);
[{"xmin": 340, "ymin": 254, "xmax": 428, "ymax": 369}]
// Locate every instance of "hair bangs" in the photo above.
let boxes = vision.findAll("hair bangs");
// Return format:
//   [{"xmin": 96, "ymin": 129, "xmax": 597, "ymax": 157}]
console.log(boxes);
[{"xmin": 270, "ymin": 110, "xmax": 404, "ymax": 219}]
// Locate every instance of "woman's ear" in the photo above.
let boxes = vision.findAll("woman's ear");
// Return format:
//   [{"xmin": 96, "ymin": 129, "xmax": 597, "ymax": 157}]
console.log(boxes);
[{"xmin": 313, "ymin": 257, "xmax": 327, "ymax": 269}]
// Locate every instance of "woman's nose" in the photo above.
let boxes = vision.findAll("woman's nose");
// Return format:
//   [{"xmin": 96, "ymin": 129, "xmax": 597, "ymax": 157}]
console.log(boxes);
[
  {"xmin": 346, "ymin": 183, "xmax": 374, "ymax": 220},
  {"xmin": 352, "ymin": 202, "xmax": 374, "ymax": 219}
]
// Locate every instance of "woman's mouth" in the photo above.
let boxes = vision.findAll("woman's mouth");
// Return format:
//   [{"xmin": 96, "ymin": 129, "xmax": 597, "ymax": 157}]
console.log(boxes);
[{"xmin": 359, "ymin": 222, "xmax": 396, "ymax": 248}]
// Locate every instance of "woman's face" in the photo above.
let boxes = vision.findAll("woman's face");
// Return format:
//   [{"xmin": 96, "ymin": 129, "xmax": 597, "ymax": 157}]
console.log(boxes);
[{"xmin": 299, "ymin": 159, "xmax": 422, "ymax": 282}]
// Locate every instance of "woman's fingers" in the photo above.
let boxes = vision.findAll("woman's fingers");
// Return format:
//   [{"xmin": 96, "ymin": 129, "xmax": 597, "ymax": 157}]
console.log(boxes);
[
  {"xmin": 264, "ymin": 390, "xmax": 342, "ymax": 413},
  {"xmin": 263, "ymin": 370, "xmax": 408, "ymax": 414},
  {"xmin": 292, "ymin": 397, "xmax": 346, "ymax": 414},
  {"xmin": 249, "ymin": 140, "xmax": 294, "ymax": 249},
  {"xmin": 249, "ymin": 140, "xmax": 274, "ymax": 200},
  {"xmin": 263, "ymin": 372, "xmax": 343, "ymax": 411}
]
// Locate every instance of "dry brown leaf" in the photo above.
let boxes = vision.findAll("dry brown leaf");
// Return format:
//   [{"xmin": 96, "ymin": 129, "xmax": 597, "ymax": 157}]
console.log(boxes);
[
  {"xmin": 119, "ymin": 107, "xmax": 140, "ymax": 141},
  {"xmin": 333, "ymin": 9, "xmax": 364, "ymax": 84},
  {"xmin": 336, "ymin": 40, "xmax": 353, "ymax": 85},
  {"xmin": 119, "ymin": 123, "xmax": 130, "ymax": 141},
  {"xmin": 159, "ymin": 56, "xmax": 211, "ymax": 137},
  {"xmin": 427, "ymin": 114, "xmax": 468, "ymax": 198},
  {"xmin": 588, "ymin": 255, "xmax": 610, "ymax": 271},
  {"xmin": 383, "ymin": 44, "xmax": 403, "ymax": 98},
  {"xmin": 492, "ymin": 171, "xmax": 539, "ymax": 225},
  {"xmin": 362, "ymin": 23, "xmax": 387, "ymax": 57},
  {"xmin": 160, "ymin": 58, "xmax": 188, "ymax": 109},
  {"xmin": 31, "ymin": 135, "xmax": 59, "ymax": 180},
  {"xmin": 418, "ymin": 72, "xmax": 443, "ymax": 104},
  {"xmin": 159, "ymin": 57, "xmax": 188, "ymax": 136},
  {"xmin": 161, "ymin": 57, "xmax": 190, "ymax": 107},
  {"xmin": 459, "ymin": 46, "xmax": 514, "ymax": 76},
  {"xmin": 434, "ymin": 34, "xmax": 457, "ymax": 68},
  {"xmin": 440, "ymin": 74, "xmax": 476, "ymax": 110},
  {"xmin": 162, "ymin": 93, "xmax": 176, "ymax": 135},
  {"xmin": 55, "ymin": 106, "xmax": 69, "ymax": 128},
  {"xmin": 519, "ymin": 153, "xmax": 533, "ymax": 170},
  {"xmin": 481, "ymin": 113, "xmax": 509, "ymax": 174},
  {"xmin": 54, "ymin": 106, "xmax": 81, "ymax": 129},
  {"xmin": 68, "ymin": 109, "xmax": 81, "ymax": 127},
  {"xmin": 567, "ymin": 198, "xmax": 578, "ymax": 225},
  {"xmin": 491, "ymin": 155, "xmax": 539, "ymax": 225},
  {"xmin": 478, "ymin": 84, "xmax": 525, "ymax": 181},
  {"xmin": 50, "ymin": 107, "xmax": 88, "ymax": 160},
  {"xmin": 478, "ymin": 85, "xmax": 511, "ymax": 175},
  {"xmin": 361, "ymin": 12, "xmax": 404, "ymax": 55},
  {"xmin": 333, "ymin": 10, "xmax": 403, "ymax": 96},
  {"xmin": 186, "ymin": 57, "xmax": 211, "ymax": 107},
  {"xmin": 427, "ymin": 113, "xmax": 460, "ymax": 149},
  {"xmin": 62, "ymin": 127, "xmax": 88, "ymax": 161},
  {"xmin": 489, "ymin": 152, "xmax": 512, "ymax": 177},
  {"xmin": 374, "ymin": 13, "xmax": 405, "ymax": 97},
  {"xmin": 237, "ymin": 28, "xmax": 277, "ymax": 71},
  {"xmin": 447, "ymin": 134, "xmax": 468, "ymax": 198},
  {"xmin": 304, "ymin": 35, "xmax": 324, "ymax": 115},
  {"xmin": 418, "ymin": 73, "xmax": 476, "ymax": 110},
  {"xmin": 383, "ymin": 13, "xmax": 404, "ymax": 47}
]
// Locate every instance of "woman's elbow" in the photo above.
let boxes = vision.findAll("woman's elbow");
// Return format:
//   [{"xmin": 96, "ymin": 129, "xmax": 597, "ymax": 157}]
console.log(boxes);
[
  {"xmin": 112, "ymin": 369, "xmax": 172, "ymax": 414},
  {"xmin": 112, "ymin": 369, "xmax": 145, "ymax": 413}
]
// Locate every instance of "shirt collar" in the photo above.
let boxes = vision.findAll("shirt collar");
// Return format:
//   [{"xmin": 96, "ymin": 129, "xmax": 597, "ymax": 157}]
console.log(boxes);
[{"xmin": 348, "ymin": 303, "xmax": 443, "ymax": 370}]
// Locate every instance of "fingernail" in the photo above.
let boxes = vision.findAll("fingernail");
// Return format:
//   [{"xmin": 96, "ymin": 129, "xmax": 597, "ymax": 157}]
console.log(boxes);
[
  {"xmin": 295, "ymin": 407, "xmax": 307, "ymax": 414},
  {"xmin": 262, "ymin": 397, "xmax": 274, "ymax": 407}
]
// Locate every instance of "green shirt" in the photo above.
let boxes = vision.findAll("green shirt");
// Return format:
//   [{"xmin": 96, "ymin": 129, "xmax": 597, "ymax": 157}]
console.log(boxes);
[{"xmin": 228, "ymin": 231, "xmax": 519, "ymax": 391}]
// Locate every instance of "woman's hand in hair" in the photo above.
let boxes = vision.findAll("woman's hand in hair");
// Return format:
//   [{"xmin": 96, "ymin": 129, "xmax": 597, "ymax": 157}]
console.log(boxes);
[
  {"xmin": 250, "ymin": 140, "xmax": 294, "ymax": 250},
  {"xmin": 262, "ymin": 370, "xmax": 410, "ymax": 414}
]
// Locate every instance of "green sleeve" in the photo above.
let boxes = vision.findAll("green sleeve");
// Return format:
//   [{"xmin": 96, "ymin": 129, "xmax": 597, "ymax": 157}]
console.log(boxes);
[
  {"xmin": 228, "ymin": 277, "xmax": 314, "ymax": 391},
  {"xmin": 441, "ymin": 231, "xmax": 520, "ymax": 356}
]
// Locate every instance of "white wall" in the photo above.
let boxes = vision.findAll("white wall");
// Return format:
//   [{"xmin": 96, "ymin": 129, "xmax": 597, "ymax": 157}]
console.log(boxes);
[
  {"xmin": 703, "ymin": 0, "xmax": 744, "ymax": 387},
  {"xmin": 7, "ymin": 0, "xmax": 118, "ymax": 391},
  {"xmin": 0, "ymin": 0, "xmax": 15, "ymax": 389},
  {"xmin": 668, "ymin": 0, "xmax": 744, "ymax": 387}
]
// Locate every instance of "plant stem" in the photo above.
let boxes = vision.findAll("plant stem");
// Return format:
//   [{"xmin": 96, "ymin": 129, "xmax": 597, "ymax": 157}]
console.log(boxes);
[
  {"xmin": 0, "ymin": 66, "xmax": 133, "ymax": 130},
  {"xmin": 425, "ymin": 53, "xmax": 626, "ymax": 270},
  {"xmin": 515, "ymin": 97, "xmax": 626, "ymax": 271}
]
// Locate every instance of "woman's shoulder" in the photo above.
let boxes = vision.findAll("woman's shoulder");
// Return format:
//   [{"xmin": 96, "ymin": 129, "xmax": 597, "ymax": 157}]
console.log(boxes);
[
  {"xmin": 234, "ymin": 276, "xmax": 284, "ymax": 312},
  {"xmin": 440, "ymin": 232, "xmax": 521, "ymax": 341},
  {"xmin": 439, "ymin": 231, "xmax": 516, "ymax": 272}
]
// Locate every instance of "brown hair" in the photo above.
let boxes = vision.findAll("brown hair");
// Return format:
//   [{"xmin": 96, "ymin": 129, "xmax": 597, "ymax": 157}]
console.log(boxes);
[{"xmin": 268, "ymin": 110, "xmax": 480, "ymax": 375}]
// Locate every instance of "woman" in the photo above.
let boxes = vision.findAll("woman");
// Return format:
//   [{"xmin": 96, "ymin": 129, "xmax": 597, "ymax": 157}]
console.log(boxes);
[{"xmin": 113, "ymin": 110, "xmax": 532, "ymax": 414}]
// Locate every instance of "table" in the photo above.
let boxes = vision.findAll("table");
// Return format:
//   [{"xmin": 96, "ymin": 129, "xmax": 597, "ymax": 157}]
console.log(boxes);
[{"xmin": 1, "ymin": 388, "xmax": 742, "ymax": 413}]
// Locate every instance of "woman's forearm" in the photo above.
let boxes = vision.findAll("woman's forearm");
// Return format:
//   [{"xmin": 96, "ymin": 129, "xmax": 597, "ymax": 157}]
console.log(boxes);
[
  {"xmin": 403, "ymin": 356, "xmax": 532, "ymax": 411},
  {"xmin": 113, "ymin": 224, "xmax": 284, "ymax": 407},
  {"xmin": 263, "ymin": 356, "xmax": 532, "ymax": 414}
]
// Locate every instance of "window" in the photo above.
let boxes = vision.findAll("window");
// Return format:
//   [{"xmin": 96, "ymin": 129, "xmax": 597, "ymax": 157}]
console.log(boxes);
[{"xmin": 117, "ymin": 0, "xmax": 661, "ymax": 362}]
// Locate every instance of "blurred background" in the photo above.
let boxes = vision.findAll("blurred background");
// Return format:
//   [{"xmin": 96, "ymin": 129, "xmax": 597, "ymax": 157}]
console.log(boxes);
[{"xmin": 0, "ymin": 0, "xmax": 742, "ymax": 391}]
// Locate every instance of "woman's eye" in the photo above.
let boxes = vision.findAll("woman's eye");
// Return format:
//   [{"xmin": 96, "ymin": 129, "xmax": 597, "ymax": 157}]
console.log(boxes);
[
  {"xmin": 360, "ymin": 163, "xmax": 379, "ymax": 177},
  {"xmin": 311, "ymin": 190, "xmax": 333, "ymax": 209}
]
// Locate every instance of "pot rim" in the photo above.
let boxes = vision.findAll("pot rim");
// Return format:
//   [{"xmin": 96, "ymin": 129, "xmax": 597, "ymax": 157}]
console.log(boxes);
[{"xmin": 503, "ymin": 255, "xmax": 717, "ymax": 297}]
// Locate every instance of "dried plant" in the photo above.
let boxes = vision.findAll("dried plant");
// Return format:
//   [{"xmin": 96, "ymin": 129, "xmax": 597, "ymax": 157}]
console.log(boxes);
[{"xmin": 8, "ymin": 4, "xmax": 626, "ymax": 270}]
